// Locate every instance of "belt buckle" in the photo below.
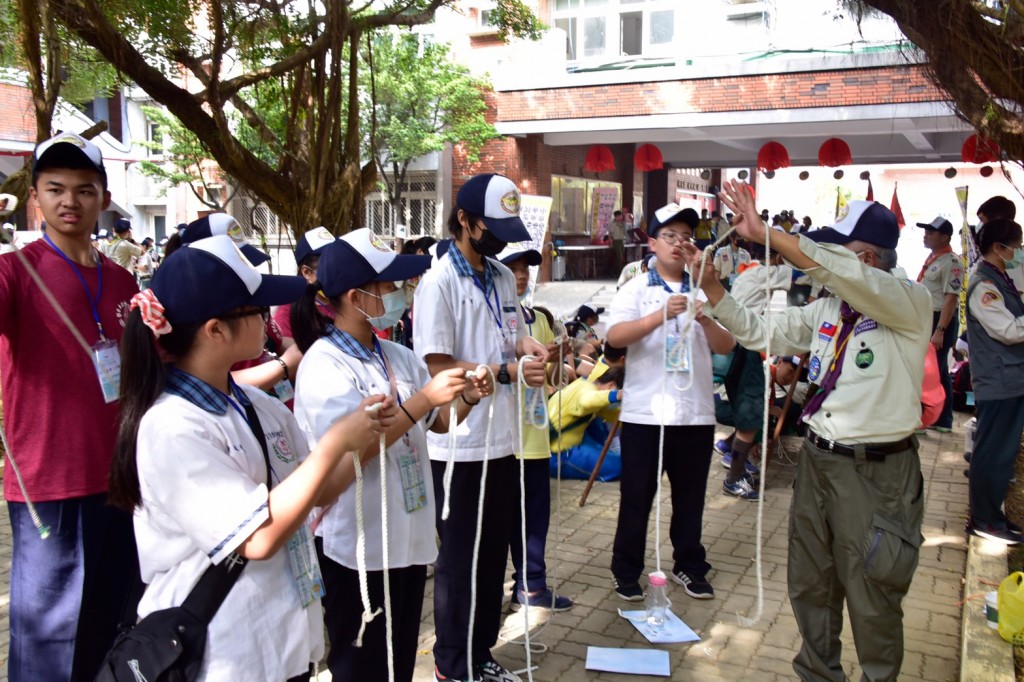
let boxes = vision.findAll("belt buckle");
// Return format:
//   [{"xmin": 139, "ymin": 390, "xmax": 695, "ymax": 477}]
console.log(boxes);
[{"xmin": 818, "ymin": 435, "xmax": 836, "ymax": 453}]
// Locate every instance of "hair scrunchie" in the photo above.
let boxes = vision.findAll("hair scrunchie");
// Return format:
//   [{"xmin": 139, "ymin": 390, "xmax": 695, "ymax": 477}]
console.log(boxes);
[{"xmin": 130, "ymin": 289, "xmax": 172, "ymax": 336}]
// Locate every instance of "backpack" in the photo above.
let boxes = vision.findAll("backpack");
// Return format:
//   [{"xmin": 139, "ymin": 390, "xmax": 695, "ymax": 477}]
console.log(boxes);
[{"xmin": 951, "ymin": 359, "xmax": 974, "ymax": 411}]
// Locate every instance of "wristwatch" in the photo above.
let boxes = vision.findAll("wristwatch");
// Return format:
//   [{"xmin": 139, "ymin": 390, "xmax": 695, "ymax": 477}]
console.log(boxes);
[{"xmin": 497, "ymin": 363, "xmax": 511, "ymax": 385}]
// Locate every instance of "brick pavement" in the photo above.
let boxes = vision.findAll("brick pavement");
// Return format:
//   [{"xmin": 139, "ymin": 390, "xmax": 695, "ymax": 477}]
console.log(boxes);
[{"xmin": 0, "ymin": 417, "xmax": 969, "ymax": 681}]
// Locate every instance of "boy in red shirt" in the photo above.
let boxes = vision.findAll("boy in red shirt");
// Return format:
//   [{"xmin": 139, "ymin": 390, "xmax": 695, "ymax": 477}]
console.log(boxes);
[{"xmin": 2, "ymin": 133, "xmax": 140, "ymax": 681}]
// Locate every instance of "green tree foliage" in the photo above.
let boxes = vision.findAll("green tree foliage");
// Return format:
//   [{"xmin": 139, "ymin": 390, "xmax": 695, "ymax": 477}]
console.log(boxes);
[
  {"xmin": 42, "ymin": 0, "xmax": 542, "ymax": 237},
  {"xmin": 855, "ymin": 0, "xmax": 1024, "ymax": 167},
  {"xmin": 363, "ymin": 31, "xmax": 497, "ymax": 230}
]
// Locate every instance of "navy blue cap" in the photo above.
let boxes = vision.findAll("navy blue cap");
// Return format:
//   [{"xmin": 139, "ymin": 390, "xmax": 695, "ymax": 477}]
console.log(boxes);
[
  {"xmin": 294, "ymin": 226, "xmax": 337, "ymax": 266},
  {"xmin": 498, "ymin": 247, "xmax": 542, "ymax": 266},
  {"xmin": 806, "ymin": 201, "xmax": 900, "ymax": 250},
  {"xmin": 648, "ymin": 203, "xmax": 699, "ymax": 237},
  {"xmin": 151, "ymin": 236, "xmax": 306, "ymax": 325},
  {"xmin": 317, "ymin": 228, "xmax": 431, "ymax": 298},
  {"xmin": 114, "ymin": 219, "xmax": 131, "ymax": 233},
  {"xmin": 181, "ymin": 213, "xmax": 270, "ymax": 267},
  {"xmin": 456, "ymin": 174, "xmax": 530, "ymax": 243}
]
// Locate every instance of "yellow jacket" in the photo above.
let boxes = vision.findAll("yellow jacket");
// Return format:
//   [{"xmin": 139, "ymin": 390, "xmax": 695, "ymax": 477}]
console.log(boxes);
[{"xmin": 548, "ymin": 378, "xmax": 621, "ymax": 452}]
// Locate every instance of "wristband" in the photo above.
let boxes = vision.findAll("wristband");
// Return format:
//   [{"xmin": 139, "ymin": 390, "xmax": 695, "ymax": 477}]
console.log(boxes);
[
  {"xmin": 462, "ymin": 393, "xmax": 480, "ymax": 406},
  {"xmin": 936, "ymin": 325, "xmax": 945, "ymax": 332},
  {"xmin": 399, "ymin": 404, "xmax": 415, "ymax": 423},
  {"xmin": 276, "ymin": 356, "xmax": 289, "ymax": 381},
  {"xmin": 609, "ymin": 389, "xmax": 621, "ymax": 404}
]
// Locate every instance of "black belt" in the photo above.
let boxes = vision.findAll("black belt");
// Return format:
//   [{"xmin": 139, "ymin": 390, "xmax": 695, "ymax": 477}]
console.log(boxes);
[{"xmin": 806, "ymin": 429, "xmax": 913, "ymax": 462}]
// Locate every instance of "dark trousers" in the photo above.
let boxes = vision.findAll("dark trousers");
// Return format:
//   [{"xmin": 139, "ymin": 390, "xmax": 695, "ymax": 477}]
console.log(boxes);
[
  {"xmin": 970, "ymin": 396, "xmax": 1024, "ymax": 528},
  {"xmin": 315, "ymin": 538, "xmax": 427, "ymax": 682},
  {"xmin": 611, "ymin": 423, "xmax": 714, "ymax": 582},
  {"xmin": 509, "ymin": 458, "xmax": 552, "ymax": 595},
  {"xmin": 932, "ymin": 310, "xmax": 958, "ymax": 429},
  {"xmin": 9, "ymin": 494, "xmax": 139, "ymax": 682},
  {"xmin": 431, "ymin": 456, "xmax": 516, "ymax": 679}
]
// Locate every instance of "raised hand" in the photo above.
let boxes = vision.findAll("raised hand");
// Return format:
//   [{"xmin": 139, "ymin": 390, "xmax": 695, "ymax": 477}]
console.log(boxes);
[{"xmin": 718, "ymin": 180, "xmax": 766, "ymax": 244}]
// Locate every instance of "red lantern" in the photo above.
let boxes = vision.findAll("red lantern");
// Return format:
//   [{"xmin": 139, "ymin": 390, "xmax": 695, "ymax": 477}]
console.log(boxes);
[
  {"xmin": 818, "ymin": 138, "xmax": 852, "ymax": 167},
  {"xmin": 756, "ymin": 141, "xmax": 790, "ymax": 172},
  {"xmin": 584, "ymin": 145, "xmax": 616, "ymax": 172},
  {"xmin": 961, "ymin": 135, "xmax": 1000, "ymax": 164},
  {"xmin": 634, "ymin": 144, "xmax": 663, "ymax": 171}
]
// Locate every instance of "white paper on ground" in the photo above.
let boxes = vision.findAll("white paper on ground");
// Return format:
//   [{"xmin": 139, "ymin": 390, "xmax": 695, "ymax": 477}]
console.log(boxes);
[
  {"xmin": 618, "ymin": 609, "xmax": 701, "ymax": 644},
  {"xmin": 585, "ymin": 647, "xmax": 671, "ymax": 676}
]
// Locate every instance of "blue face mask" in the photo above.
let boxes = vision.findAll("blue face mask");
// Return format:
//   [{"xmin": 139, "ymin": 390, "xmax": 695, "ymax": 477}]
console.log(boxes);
[
  {"xmin": 357, "ymin": 288, "xmax": 406, "ymax": 329},
  {"xmin": 1000, "ymin": 244, "xmax": 1024, "ymax": 270}
]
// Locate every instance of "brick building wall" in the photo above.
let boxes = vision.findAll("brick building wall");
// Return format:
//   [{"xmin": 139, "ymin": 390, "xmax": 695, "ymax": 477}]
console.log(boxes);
[
  {"xmin": 0, "ymin": 83, "xmax": 37, "ymax": 143},
  {"xmin": 496, "ymin": 63, "xmax": 944, "ymax": 123}
]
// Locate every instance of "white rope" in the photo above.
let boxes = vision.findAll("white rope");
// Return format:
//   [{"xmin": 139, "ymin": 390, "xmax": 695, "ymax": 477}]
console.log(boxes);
[
  {"xmin": 350, "ymin": 448, "xmax": 382, "ymax": 647},
  {"xmin": 515, "ymin": 355, "xmax": 537, "ymax": 680},
  {"xmin": 441, "ymin": 402, "xmax": 458, "ymax": 521},
  {"xmin": 378, "ymin": 432, "xmax": 395, "ymax": 682},
  {"xmin": 466, "ymin": 364, "xmax": 496, "ymax": 681},
  {"xmin": 739, "ymin": 220, "xmax": 773, "ymax": 627}
]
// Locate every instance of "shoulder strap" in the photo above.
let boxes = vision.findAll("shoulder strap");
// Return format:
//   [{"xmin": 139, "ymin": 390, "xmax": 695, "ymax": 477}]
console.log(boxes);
[{"xmin": 177, "ymin": 397, "xmax": 274, "ymax": 625}]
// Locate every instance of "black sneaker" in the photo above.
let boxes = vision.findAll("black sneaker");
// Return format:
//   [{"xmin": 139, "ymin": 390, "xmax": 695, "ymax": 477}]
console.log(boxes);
[
  {"xmin": 478, "ymin": 660, "xmax": 521, "ymax": 682},
  {"xmin": 613, "ymin": 576, "xmax": 644, "ymax": 601},
  {"xmin": 968, "ymin": 522, "xmax": 1023, "ymax": 545},
  {"xmin": 671, "ymin": 570, "xmax": 714, "ymax": 599},
  {"xmin": 510, "ymin": 588, "xmax": 574, "ymax": 612}
]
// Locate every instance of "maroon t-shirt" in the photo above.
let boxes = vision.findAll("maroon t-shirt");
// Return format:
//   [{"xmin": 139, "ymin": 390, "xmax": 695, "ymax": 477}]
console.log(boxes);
[
  {"xmin": 0, "ymin": 239, "xmax": 139, "ymax": 502},
  {"xmin": 272, "ymin": 300, "xmax": 334, "ymax": 341}
]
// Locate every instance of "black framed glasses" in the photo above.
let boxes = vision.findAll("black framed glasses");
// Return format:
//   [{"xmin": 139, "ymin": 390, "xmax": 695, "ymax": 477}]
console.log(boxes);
[{"xmin": 219, "ymin": 307, "xmax": 270, "ymax": 323}]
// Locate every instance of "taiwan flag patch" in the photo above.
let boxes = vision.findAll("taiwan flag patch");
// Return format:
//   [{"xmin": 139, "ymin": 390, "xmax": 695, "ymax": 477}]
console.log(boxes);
[{"xmin": 818, "ymin": 321, "xmax": 838, "ymax": 342}]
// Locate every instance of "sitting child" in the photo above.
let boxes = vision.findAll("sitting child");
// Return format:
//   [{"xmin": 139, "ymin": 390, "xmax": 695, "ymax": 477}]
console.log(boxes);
[{"xmin": 548, "ymin": 367, "xmax": 625, "ymax": 454}]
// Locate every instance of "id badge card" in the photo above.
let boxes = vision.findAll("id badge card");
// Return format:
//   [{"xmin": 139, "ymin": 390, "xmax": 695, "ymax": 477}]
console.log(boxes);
[
  {"xmin": 273, "ymin": 378, "xmax": 294, "ymax": 402},
  {"xmin": 92, "ymin": 339, "xmax": 121, "ymax": 403},
  {"xmin": 396, "ymin": 435, "xmax": 428, "ymax": 513},
  {"xmin": 664, "ymin": 332, "xmax": 692, "ymax": 373},
  {"xmin": 286, "ymin": 523, "xmax": 325, "ymax": 608},
  {"xmin": 524, "ymin": 386, "xmax": 547, "ymax": 426}
]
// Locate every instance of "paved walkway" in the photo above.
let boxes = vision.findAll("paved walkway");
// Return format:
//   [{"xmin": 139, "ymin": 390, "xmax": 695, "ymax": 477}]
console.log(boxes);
[{"xmin": 0, "ymin": 420, "xmax": 970, "ymax": 681}]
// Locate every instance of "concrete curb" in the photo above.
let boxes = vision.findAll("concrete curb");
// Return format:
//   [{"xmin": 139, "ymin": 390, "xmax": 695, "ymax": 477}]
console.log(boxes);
[{"xmin": 961, "ymin": 536, "xmax": 1015, "ymax": 682}]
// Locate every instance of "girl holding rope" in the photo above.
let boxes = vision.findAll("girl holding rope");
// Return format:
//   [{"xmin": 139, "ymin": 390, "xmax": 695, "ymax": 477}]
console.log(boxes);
[
  {"xmin": 109, "ymin": 235, "xmax": 396, "ymax": 679},
  {"xmin": 291, "ymin": 229, "xmax": 489, "ymax": 682}
]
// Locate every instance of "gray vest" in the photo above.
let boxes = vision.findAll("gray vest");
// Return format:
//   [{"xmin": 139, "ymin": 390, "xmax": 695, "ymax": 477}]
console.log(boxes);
[{"xmin": 967, "ymin": 262, "xmax": 1024, "ymax": 400}]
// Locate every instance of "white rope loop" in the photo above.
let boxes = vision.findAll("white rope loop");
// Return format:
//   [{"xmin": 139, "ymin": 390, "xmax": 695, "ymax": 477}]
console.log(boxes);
[
  {"xmin": 515, "ymin": 355, "xmax": 536, "ymax": 680},
  {"xmin": 466, "ymin": 363, "xmax": 496, "ymax": 681},
  {"xmin": 351, "ymin": 450, "xmax": 382, "ymax": 647},
  {"xmin": 378, "ymin": 432, "xmax": 395, "ymax": 682},
  {"xmin": 441, "ymin": 402, "xmax": 458, "ymax": 521}
]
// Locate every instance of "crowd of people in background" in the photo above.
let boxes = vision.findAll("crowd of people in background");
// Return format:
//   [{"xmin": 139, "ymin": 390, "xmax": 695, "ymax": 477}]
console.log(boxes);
[{"xmin": 4, "ymin": 130, "xmax": 1024, "ymax": 682}]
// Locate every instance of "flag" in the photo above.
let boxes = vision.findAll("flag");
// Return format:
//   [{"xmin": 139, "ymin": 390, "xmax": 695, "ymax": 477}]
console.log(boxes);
[
  {"xmin": 890, "ymin": 183, "xmax": 906, "ymax": 229},
  {"xmin": 956, "ymin": 186, "xmax": 972, "ymax": 331},
  {"xmin": 866, "ymin": 178, "xmax": 874, "ymax": 202},
  {"xmin": 835, "ymin": 187, "xmax": 848, "ymax": 221}
]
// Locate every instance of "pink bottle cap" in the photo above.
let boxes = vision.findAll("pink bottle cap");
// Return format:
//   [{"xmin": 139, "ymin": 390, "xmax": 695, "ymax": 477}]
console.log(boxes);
[{"xmin": 648, "ymin": 571, "xmax": 667, "ymax": 587}]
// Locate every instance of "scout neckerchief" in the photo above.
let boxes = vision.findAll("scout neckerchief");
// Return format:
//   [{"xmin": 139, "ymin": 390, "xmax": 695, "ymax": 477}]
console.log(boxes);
[
  {"xmin": 917, "ymin": 244, "xmax": 953, "ymax": 282},
  {"xmin": 801, "ymin": 302, "xmax": 862, "ymax": 421}
]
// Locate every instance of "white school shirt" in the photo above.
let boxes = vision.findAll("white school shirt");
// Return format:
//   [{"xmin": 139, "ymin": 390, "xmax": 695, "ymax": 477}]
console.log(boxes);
[
  {"xmin": 134, "ymin": 385, "xmax": 323, "ymax": 680},
  {"xmin": 605, "ymin": 271, "xmax": 716, "ymax": 426},
  {"xmin": 413, "ymin": 249, "xmax": 526, "ymax": 461},
  {"xmin": 293, "ymin": 333, "xmax": 439, "ymax": 570}
]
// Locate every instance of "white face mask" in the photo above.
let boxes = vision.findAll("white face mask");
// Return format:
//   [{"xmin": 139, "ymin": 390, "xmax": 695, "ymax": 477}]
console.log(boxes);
[{"xmin": 356, "ymin": 288, "xmax": 406, "ymax": 329}]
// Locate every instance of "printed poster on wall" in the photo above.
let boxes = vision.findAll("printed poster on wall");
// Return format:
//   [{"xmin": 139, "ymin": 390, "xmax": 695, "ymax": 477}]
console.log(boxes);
[
  {"xmin": 591, "ymin": 187, "xmax": 619, "ymax": 244},
  {"xmin": 518, "ymin": 194, "xmax": 552, "ymax": 301}
]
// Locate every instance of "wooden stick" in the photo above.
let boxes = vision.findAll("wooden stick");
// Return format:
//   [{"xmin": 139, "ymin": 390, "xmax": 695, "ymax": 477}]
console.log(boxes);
[{"xmin": 579, "ymin": 420, "xmax": 620, "ymax": 507}]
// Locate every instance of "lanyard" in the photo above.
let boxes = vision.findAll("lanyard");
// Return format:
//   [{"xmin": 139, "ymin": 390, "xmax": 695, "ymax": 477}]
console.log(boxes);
[
  {"xmin": 371, "ymin": 337, "xmax": 402, "ymax": 405},
  {"xmin": 471, "ymin": 272, "xmax": 503, "ymax": 331},
  {"xmin": 43, "ymin": 233, "xmax": 106, "ymax": 340},
  {"xmin": 979, "ymin": 260, "xmax": 1019, "ymax": 294},
  {"xmin": 522, "ymin": 305, "xmax": 536, "ymax": 337}
]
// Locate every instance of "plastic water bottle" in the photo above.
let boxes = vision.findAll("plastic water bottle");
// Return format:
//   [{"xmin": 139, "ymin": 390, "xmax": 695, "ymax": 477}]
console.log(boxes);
[{"xmin": 646, "ymin": 571, "xmax": 671, "ymax": 627}]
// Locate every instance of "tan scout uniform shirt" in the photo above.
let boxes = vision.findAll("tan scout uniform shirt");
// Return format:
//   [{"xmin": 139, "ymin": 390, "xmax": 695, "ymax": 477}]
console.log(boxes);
[
  {"xmin": 108, "ymin": 237, "xmax": 144, "ymax": 271},
  {"xmin": 709, "ymin": 238, "xmax": 931, "ymax": 443},
  {"xmin": 713, "ymin": 245, "xmax": 751, "ymax": 281},
  {"xmin": 920, "ymin": 250, "xmax": 963, "ymax": 311}
]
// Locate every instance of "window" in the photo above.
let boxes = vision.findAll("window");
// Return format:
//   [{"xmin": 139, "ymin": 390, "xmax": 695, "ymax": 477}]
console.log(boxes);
[
  {"xmin": 364, "ymin": 172, "xmax": 439, "ymax": 239},
  {"xmin": 207, "ymin": 185, "xmax": 223, "ymax": 207},
  {"xmin": 147, "ymin": 121, "xmax": 164, "ymax": 159},
  {"xmin": 550, "ymin": 175, "xmax": 621, "ymax": 236},
  {"xmin": 552, "ymin": 0, "xmax": 678, "ymax": 62},
  {"xmin": 480, "ymin": 8, "xmax": 498, "ymax": 27},
  {"xmin": 152, "ymin": 214, "xmax": 166, "ymax": 241}
]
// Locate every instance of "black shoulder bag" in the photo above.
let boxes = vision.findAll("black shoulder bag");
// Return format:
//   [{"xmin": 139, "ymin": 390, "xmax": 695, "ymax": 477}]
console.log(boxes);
[{"xmin": 95, "ymin": 401, "xmax": 273, "ymax": 682}]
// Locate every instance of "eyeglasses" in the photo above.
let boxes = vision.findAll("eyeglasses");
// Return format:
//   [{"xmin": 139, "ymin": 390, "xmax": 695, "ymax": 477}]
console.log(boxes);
[
  {"xmin": 657, "ymin": 232, "xmax": 693, "ymax": 246},
  {"xmin": 220, "ymin": 307, "xmax": 270, "ymax": 323}
]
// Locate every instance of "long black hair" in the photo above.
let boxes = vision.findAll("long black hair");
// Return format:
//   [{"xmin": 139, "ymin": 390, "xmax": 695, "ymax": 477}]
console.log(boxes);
[
  {"xmin": 291, "ymin": 283, "xmax": 342, "ymax": 354},
  {"xmin": 109, "ymin": 309, "xmax": 203, "ymax": 510}
]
